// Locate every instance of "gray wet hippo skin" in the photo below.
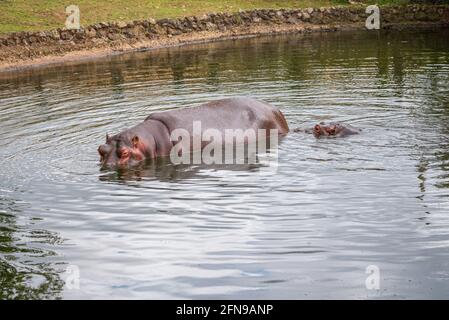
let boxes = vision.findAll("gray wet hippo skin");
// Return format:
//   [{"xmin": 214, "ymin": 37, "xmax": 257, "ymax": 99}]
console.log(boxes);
[
  {"xmin": 294, "ymin": 122, "xmax": 361, "ymax": 138},
  {"xmin": 98, "ymin": 97, "xmax": 289, "ymax": 168}
]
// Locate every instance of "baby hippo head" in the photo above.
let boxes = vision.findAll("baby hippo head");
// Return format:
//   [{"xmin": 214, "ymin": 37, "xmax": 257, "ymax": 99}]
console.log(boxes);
[
  {"xmin": 98, "ymin": 133, "xmax": 150, "ymax": 168},
  {"xmin": 313, "ymin": 122, "xmax": 340, "ymax": 138}
]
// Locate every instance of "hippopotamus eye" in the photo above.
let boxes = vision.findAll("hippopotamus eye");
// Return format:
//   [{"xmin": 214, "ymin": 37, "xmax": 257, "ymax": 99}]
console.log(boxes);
[{"xmin": 118, "ymin": 148, "xmax": 129, "ymax": 158}]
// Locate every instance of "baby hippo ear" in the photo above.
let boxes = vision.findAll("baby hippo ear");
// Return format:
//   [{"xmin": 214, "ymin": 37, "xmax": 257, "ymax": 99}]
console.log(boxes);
[
  {"xmin": 132, "ymin": 135, "xmax": 140, "ymax": 148},
  {"xmin": 106, "ymin": 133, "xmax": 110, "ymax": 142}
]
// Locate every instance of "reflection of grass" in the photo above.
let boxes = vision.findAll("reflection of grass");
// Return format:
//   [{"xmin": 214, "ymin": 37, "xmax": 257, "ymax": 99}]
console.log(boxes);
[
  {"xmin": 0, "ymin": 207, "xmax": 65, "ymax": 299},
  {"xmin": 0, "ymin": 0, "xmax": 413, "ymax": 34}
]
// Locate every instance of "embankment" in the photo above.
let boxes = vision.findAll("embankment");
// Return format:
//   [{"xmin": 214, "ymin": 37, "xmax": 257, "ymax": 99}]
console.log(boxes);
[{"xmin": 1, "ymin": 4, "xmax": 448, "ymax": 72}]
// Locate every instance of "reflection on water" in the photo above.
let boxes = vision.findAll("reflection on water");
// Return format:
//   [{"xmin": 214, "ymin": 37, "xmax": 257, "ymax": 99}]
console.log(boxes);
[
  {"xmin": 1, "ymin": 29, "xmax": 449, "ymax": 299},
  {"xmin": 0, "ymin": 196, "xmax": 64, "ymax": 299},
  {"xmin": 98, "ymin": 156, "xmax": 268, "ymax": 183}
]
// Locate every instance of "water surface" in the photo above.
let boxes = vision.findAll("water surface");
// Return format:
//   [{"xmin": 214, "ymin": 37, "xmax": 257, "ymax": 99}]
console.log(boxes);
[{"xmin": 1, "ymin": 29, "xmax": 449, "ymax": 299}]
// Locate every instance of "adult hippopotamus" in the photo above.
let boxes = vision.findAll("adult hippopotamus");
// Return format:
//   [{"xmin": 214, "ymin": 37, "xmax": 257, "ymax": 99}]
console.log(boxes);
[
  {"xmin": 98, "ymin": 97, "xmax": 289, "ymax": 168},
  {"xmin": 294, "ymin": 122, "xmax": 361, "ymax": 138}
]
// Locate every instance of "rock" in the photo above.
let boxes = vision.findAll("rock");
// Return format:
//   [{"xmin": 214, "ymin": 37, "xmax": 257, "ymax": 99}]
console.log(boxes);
[
  {"xmin": 218, "ymin": 24, "xmax": 227, "ymax": 31},
  {"xmin": 349, "ymin": 13, "xmax": 359, "ymax": 22},
  {"xmin": 73, "ymin": 30, "xmax": 85, "ymax": 41},
  {"xmin": 117, "ymin": 21, "xmax": 127, "ymax": 28},
  {"xmin": 205, "ymin": 22, "xmax": 216, "ymax": 30},
  {"xmin": 287, "ymin": 17, "xmax": 298, "ymax": 24},
  {"xmin": 85, "ymin": 28, "xmax": 96, "ymax": 38},
  {"xmin": 60, "ymin": 30, "xmax": 72, "ymax": 40},
  {"xmin": 259, "ymin": 12, "xmax": 270, "ymax": 20},
  {"xmin": 50, "ymin": 30, "xmax": 60, "ymax": 40},
  {"xmin": 107, "ymin": 33, "xmax": 121, "ymax": 41}
]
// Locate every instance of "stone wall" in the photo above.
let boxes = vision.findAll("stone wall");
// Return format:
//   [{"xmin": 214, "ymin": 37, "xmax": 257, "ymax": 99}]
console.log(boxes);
[
  {"xmin": 0, "ymin": 4, "xmax": 448, "ymax": 68},
  {"xmin": 1, "ymin": 5, "xmax": 448, "ymax": 47}
]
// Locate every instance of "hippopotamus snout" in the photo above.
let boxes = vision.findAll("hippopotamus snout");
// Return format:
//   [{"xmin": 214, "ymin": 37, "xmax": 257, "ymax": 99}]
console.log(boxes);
[
  {"xmin": 313, "ymin": 123, "xmax": 338, "ymax": 137},
  {"xmin": 99, "ymin": 147, "xmax": 144, "ymax": 169},
  {"xmin": 98, "ymin": 143, "xmax": 123, "ymax": 168}
]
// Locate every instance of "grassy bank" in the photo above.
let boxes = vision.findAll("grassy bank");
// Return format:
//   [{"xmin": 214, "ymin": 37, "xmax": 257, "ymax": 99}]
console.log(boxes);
[{"xmin": 0, "ymin": 0, "xmax": 412, "ymax": 34}]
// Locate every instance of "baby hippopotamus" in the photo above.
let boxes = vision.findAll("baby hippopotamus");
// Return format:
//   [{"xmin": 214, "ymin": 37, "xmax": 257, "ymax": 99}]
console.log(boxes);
[{"xmin": 295, "ymin": 122, "xmax": 361, "ymax": 138}]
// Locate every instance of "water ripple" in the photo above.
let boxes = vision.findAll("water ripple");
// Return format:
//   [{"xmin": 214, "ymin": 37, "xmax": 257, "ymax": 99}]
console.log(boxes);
[{"xmin": 1, "ymin": 29, "xmax": 449, "ymax": 299}]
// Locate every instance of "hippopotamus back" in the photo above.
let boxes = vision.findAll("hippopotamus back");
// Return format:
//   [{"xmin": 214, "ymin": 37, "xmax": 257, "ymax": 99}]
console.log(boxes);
[{"xmin": 146, "ymin": 97, "xmax": 289, "ymax": 135}]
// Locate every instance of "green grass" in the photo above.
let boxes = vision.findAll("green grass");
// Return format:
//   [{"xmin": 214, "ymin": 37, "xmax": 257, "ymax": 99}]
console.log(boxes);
[{"xmin": 0, "ymin": 0, "xmax": 412, "ymax": 34}]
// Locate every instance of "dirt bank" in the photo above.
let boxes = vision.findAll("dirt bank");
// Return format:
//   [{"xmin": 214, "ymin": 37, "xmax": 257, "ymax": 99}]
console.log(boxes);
[{"xmin": 1, "ymin": 5, "xmax": 448, "ymax": 73}]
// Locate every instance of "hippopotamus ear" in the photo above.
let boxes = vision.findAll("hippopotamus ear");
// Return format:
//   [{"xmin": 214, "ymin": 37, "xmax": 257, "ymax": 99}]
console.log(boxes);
[
  {"xmin": 132, "ymin": 135, "xmax": 139, "ymax": 148},
  {"xmin": 106, "ymin": 133, "xmax": 110, "ymax": 142}
]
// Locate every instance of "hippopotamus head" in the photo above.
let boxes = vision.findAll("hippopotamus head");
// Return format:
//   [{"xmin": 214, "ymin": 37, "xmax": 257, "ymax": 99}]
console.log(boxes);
[
  {"xmin": 98, "ymin": 132, "xmax": 148, "ymax": 168},
  {"xmin": 98, "ymin": 120, "xmax": 174, "ymax": 169},
  {"xmin": 312, "ymin": 122, "xmax": 360, "ymax": 138},
  {"xmin": 313, "ymin": 123, "xmax": 339, "ymax": 137}
]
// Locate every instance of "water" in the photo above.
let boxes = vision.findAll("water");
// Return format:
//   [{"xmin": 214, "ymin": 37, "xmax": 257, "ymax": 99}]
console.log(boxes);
[{"xmin": 1, "ymin": 29, "xmax": 449, "ymax": 299}]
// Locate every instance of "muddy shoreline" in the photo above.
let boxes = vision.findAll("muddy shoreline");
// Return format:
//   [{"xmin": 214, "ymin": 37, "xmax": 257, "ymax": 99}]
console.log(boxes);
[{"xmin": 1, "ymin": 5, "xmax": 448, "ymax": 74}]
